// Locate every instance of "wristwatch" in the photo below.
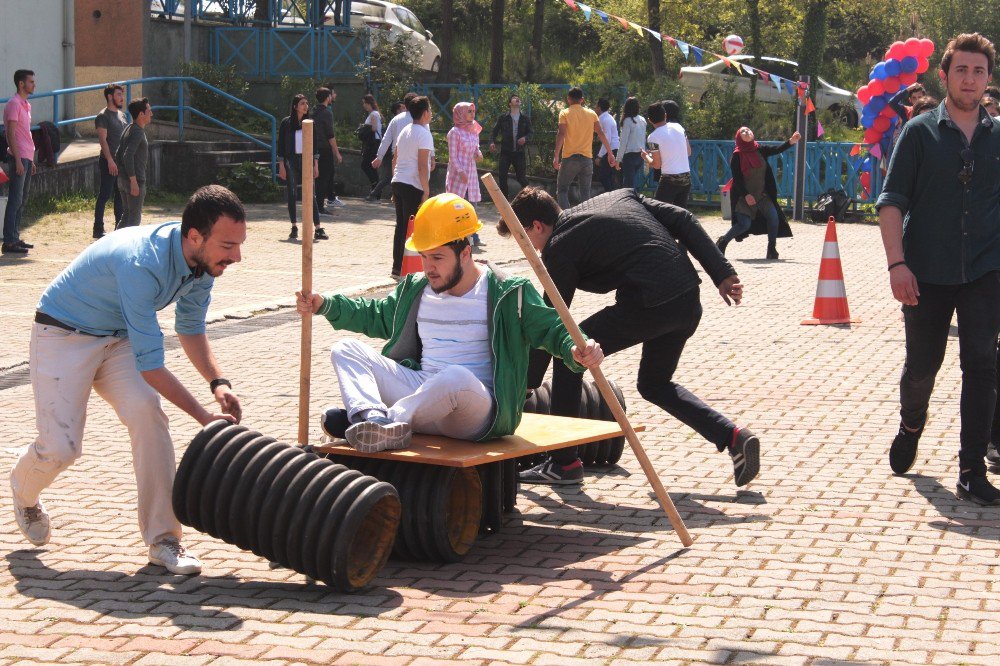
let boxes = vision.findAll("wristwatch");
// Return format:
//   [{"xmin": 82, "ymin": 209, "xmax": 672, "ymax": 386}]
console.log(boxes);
[{"xmin": 210, "ymin": 378, "xmax": 232, "ymax": 393}]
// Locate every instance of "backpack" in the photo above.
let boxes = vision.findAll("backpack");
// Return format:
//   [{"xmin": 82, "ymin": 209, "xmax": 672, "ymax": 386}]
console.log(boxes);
[{"xmin": 810, "ymin": 188, "xmax": 853, "ymax": 223}]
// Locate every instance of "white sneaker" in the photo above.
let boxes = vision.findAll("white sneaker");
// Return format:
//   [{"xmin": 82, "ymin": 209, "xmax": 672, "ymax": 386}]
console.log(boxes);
[
  {"xmin": 345, "ymin": 417, "xmax": 411, "ymax": 453},
  {"xmin": 14, "ymin": 501, "xmax": 51, "ymax": 547},
  {"xmin": 329, "ymin": 196, "xmax": 347, "ymax": 208},
  {"xmin": 149, "ymin": 538, "xmax": 202, "ymax": 575}
]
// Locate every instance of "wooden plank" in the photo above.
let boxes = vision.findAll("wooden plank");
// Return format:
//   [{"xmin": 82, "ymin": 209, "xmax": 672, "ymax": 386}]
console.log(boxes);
[{"xmin": 311, "ymin": 412, "xmax": 645, "ymax": 468}]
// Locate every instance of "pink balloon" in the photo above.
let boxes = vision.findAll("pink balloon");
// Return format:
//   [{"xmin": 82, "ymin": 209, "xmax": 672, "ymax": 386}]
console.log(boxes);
[
  {"xmin": 857, "ymin": 86, "xmax": 872, "ymax": 105},
  {"xmin": 919, "ymin": 38, "xmax": 934, "ymax": 58},
  {"xmin": 899, "ymin": 72, "xmax": 918, "ymax": 86},
  {"xmin": 915, "ymin": 58, "xmax": 929, "ymax": 74},
  {"xmin": 883, "ymin": 76, "xmax": 901, "ymax": 94},
  {"xmin": 868, "ymin": 79, "xmax": 885, "ymax": 96}
]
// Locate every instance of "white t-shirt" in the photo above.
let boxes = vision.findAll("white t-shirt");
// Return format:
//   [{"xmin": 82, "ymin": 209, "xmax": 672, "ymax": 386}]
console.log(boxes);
[
  {"xmin": 392, "ymin": 123, "xmax": 435, "ymax": 189},
  {"xmin": 417, "ymin": 268, "xmax": 493, "ymax": 392},
  {"xmin": 648, "ymin": 122, "xmax": 689, "ymax": 175},
  {"xmin": 366, "ymin": 110, "xmax": 382, "ymax": 139},
  {"xmin": 597, "ymin": 110, "xmax": 620, "ymax": 157}
]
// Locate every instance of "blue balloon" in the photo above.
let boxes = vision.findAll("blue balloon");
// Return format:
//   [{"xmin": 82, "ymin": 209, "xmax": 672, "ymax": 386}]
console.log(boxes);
[
  {"xmin": 868, "ymin": 97, "xmax": 887, "ymax": 113},
  {"xmin": 872, "ymin": 62, "xmax": 888, "ymax": 80},
  {"xmin": 861, "ymin": 115, "xmax": 874, "ymax": 129},
  {"xmin": 885, "ymin": 59, "xmax": 901, "ymax": 77},
  {"xmin": 901, "ymin": 56, "xmax": 918, "ymax": 73}
]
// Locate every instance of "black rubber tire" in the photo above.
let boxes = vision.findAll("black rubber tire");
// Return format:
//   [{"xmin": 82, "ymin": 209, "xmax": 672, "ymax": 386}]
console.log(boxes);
[
  {"xmin": 284, "ymin": 463, "xmax": 342, "ymax": 578},
  {"xmin": 241, "ymin": 446, "xmax": 305, "ymax": 556},
  {"xmin": 184, "ymin": 424, "xmax": 246, "ymax": 533},
  {"xmin": 501, "ymin": 458, "xmax": 517, "ymax": 513},
  {"xmin": 197, "ymin": 429, "xmax": 262, "ymax": 538},
  {"xmin": 587, "ymin": 381, "xmax": 610, "ymax": 466},
  {"xmin": 316, "ymin": 474, "xmax": 377, "ymax": 587},
  {"xmin": 261, "ymin": 454, "xmax": 325, "ymax": 564},
  {"xmin": 391, "ymin": 461, "xmax": 422, "ymax": 561},
  {"xmin": 255, "ymin": 447, "xmax": 316, "ymax": 564},
  {"xmin": 411, "ymin": 466, "xmax": 439, "ymax": 560},
  {"xmin": 328, "ymin": 481, "xmax": 401, "ymax": 593},
  {"xmin": 297, "ymin": 463, "xmax": 352, "ymax": 580},
  {"xmin": 173, "ymin": 420, "xmax": 239, "ymax": 526},
  {"xmin": 228, "ymin": 441, "xmax": 286, "ymax": 551},
  {"xmin": 307, "ymin": 468, "xmax": 365, "ymax": 577},
  {"xmin": 212, "ymin": 435, "xmax": 276, "ymax": 544},
  {"xmin": 478, "ymin": 462, "xmax": 503, "ymax": 534},
  {"xmin": 429, "ymin": 466, "xmax": 481, "ymax": 562},
  {"xmin": 604, "ymin": 380, "xmax": 627, "ymax": 466},
  {"xmin": 535, "ymin": 380, "xmax": 552, "ymax": 414}
]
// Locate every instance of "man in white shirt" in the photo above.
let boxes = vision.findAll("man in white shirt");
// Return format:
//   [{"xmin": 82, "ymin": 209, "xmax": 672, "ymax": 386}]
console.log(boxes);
[
  {"xmin": 644, "ymin": 101, "xmax": 693, "ymax": 208},
  {"xmin": 595, "ymin": 98, "xmax": 620, "ymax": 193},
  {"xmin": 388, "ymin": 96, "xmax": 435, "ymax": 279},
  {"xmin": 296, "ymin": 194, "xmax": 603, "ymax": 452},
  {"xmin": 371, "ymin": 92, "xmax": 417, "ymax": 172}
]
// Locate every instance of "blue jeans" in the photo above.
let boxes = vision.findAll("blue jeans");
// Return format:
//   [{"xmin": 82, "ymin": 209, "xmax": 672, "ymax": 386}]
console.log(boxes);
[
  {"xmin": 3, "ymin": 157, "xmax": 33, "ymax": 245},
  {"xmin": 900, "ymin": 271, "xmax": 1000, "ymax": 476},
  {"xmin": 719, "ymin": 200, "xmax": 781, "ymax": 247},
  {"xmin": 94, "ymin": 156, "xmax": 122, "ymax": 235},
  {"xmin": 620, "ymin": 152, "xmax": 643, "ymax": 190}
]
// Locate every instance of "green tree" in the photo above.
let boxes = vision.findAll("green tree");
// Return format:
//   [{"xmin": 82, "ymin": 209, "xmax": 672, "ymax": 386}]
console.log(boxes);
[{"xmin": 797, "ymin": 0, "xmax": 830, "ymax": 81}]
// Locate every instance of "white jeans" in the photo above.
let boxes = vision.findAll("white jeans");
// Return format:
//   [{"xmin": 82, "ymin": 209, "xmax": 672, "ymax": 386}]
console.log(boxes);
[
  {"xmin": 10, "ymin": 322, "xmax": 180, "ymax": 546},
  {"xmin": 331, "ymin": 338, "xmax": 493, "ymax": 440}
]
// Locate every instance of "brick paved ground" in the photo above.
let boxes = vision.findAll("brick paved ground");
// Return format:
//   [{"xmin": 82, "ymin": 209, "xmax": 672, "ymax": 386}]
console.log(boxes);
[{"xmin": 1, "ymin": 196, "xmax": 998, "ymax": 665}]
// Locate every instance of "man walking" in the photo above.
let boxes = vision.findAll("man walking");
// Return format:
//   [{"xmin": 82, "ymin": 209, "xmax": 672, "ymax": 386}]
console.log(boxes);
[
  {"xmin": 10, "ymin": 185, "xmax": 247, "ymax": 573},
  {"xmin": 93, "ymin": 83, "xmax": 126, "ymax": 238},
  {"xmin": 503, "ymin": 187, "xmax": 759, "ymax": 488},
  {"xmin": 371, "ymin": 91, "xmax": 417, "ymax": 181},
  {"xmin": 296, "ymin": 193, "xmax": 602, "ymax": 452},
  {"xmin": 554, "ymin": 87, "xmax": 615, "ymax": 209},
  {"xmin": 877, "ymin": 33, "xmax": 1000, "ymax": 505},
  {"xmin": 115, "ymin": 97, "xmax": 152, "ymax": 229},
  {"xmin": 595, "ymin": 98, "xmax": 620, "ymax": 193},
  {"xmin": 3, "ymin": 69, "xmax": 36, "ymax": 255},
  {"xmin": 312, "ymin": 87, "xmax": 343, "ymax": 214},
  {"xmin": 489, "ymin": 94, "xmax": 532, "ymax": 199}
]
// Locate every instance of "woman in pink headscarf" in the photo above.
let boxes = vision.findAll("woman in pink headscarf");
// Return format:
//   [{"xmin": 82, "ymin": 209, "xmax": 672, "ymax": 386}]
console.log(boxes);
[
  {"xmin": 717, "ymin": 126, "xmax": 799, "ymax": 260},
  {"xmin": 446, "ymin": 101, "xmax": 484, "ymax": 246}
]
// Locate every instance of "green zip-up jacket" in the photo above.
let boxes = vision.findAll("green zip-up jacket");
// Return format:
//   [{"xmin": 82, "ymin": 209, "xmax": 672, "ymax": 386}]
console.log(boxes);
[{"xmin": 316, "ymin": 267, "xmax": 586, "ymax": 441}]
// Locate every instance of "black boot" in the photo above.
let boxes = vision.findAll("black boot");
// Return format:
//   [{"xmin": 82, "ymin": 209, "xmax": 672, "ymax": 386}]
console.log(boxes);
[
  {"xmin": 766, "ymin": 243, "xmax": 779, "ymax": 260},
  {"xmin": 716, "ymin": 236, "xmax": 728, "ymax": 255}
]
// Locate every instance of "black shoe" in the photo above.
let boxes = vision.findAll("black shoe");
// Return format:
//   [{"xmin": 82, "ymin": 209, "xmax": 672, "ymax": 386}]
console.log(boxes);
[
  {"xmin": 986, "ymin": 442, "xmax": 1000, "ymax": 467},
  {"xmin": 956, "ymin": 473, "xmax": 1000, "ymax": 506},
  {"xmin": 1, "ymin": 243, "xmax": 28, "ymax": 254},
  {"xmin": 365, "ymin": 194, "xmax": 377, "ymax": 202},
  {"xmin": 17, "ymin": 240, "xmax": 34, "ymax": 249},
  {"xmin": 92, "ymin": 228, "xmax": 105, "ymax": 239},
  {"xmin": 314, "ymin": 227, "xmax": 329, "ymax": 241},
  {"xmin": 889, "ymin": 421, "xmax": 923, "ymax": 475},
  {"xmin": 728, "ymin": 427, "xmax": 760, "ymax": 487},
  {"xmin": 716, "ymin": 236, "xmax": 728, "ymax": 255},
  {"xmin": 288, "ymin": 225, "xmax": 298, "ymax": 240},
  {"xmin": 320, "ymin": 407, "xmax": 350, "ymax": 439},
  {"xmin": 766, "ymin": 245, "xmax": 779, "ymax": 260},
  {"xmin": 318, "ymin": 208, "xmax": 333, "ymax": 216},
  {"xmin": 518, "ymin": 458, "xmax": 584, "ymax": 485}
]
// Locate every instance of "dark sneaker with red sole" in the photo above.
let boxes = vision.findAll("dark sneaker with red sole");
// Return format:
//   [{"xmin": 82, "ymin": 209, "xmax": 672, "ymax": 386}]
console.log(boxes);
[{"xmin": 518, "ymin": 458, "xmax": 584, "ymax": 485}]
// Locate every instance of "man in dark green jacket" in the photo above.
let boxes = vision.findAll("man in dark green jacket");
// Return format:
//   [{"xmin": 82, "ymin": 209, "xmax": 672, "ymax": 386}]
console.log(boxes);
[{"xmin": 297, "ymin": 193, "xmax": 603, "ymax": 452}]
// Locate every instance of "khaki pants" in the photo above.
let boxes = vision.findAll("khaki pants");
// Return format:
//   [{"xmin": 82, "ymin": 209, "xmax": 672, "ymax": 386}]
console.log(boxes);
[{"xmin": 10, "ymin": 322, "xmax": 181, "ymax": 546}]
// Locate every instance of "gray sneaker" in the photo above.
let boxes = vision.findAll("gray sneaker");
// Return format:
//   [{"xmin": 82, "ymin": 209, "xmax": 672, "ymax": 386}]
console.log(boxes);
[
  {"xmin": 345, "ymin": 416, "xmax": 411, "ymax": 453},
  {"xmin": 149, "ymin": 538, "xmax": 202, "ymax": 575},
  {"xmin": 328, "ymin": 197, "xmax": 347, "ymax": 208},
  {"xmin": 14, "ymin": 501, "xmax": 51, "ymax": 547}
]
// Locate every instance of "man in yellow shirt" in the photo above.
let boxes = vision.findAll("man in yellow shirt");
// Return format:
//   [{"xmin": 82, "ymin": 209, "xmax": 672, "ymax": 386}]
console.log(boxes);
[{"xmin": 553, "ymin": 87, "xmax": 616, "ymax": 209}]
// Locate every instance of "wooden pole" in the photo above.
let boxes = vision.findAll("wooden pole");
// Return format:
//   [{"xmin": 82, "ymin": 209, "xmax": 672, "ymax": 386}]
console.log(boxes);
[
  {"xmin": 298, "ymin": 119, "xmax": 315, "ymax": 445},
  {"xmin": 480, "ymin": 173, "xmax": 693, "ymax": 547}
]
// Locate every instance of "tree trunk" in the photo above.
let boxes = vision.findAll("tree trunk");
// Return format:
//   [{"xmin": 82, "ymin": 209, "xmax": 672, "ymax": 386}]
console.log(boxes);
[
  {"xmin": 527, "ymin": 0, "xmax": 545, "ymax": 82},
  {"xmin": 254, "ymin": 0, "xmax": 270, "ymax": 25},
  {"xmin": 438, "ymin": 0, "xmax": 454, "ymax": 82},
  {"xmin": 646, "ymin": 0, "xmax": 665, "ymax": 77},
  {"xmin": 797, "ymin": 0, "xmax": 829, "ymax": 80},
  {"xmin": 489, "ymin": 0, "xmax": 505, "ymax": 83},
  {"xmin": 746, "ymin": 0, "xmax": 762, "ymax": 104}
]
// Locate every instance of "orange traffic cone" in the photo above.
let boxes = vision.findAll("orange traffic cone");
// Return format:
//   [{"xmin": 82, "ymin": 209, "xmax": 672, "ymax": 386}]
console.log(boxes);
[
  {"xmin": 400, "ymin": 215, "xmax": 422, "ymax": 277},
  {"xmin": 801, "ymin": 216, "xmax": 860, "ymax": 325}
]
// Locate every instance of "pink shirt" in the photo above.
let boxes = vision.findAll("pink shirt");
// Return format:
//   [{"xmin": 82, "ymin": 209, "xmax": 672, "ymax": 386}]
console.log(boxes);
[
  {"xmin": 3, "ymin": 95, "xmax": 34, "ymax": 162},
  {"xmin": 445, "ymin": 127, "xmax": 482, "ymax": 202}
]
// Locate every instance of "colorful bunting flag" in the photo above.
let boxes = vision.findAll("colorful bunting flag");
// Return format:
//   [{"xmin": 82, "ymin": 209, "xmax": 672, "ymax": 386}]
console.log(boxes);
[
  {"xmin": 647, "ymin": 28, "xmax": 662, "ymax": 42},
  {"xmin": 563, "ymin": 0, "xmax": 578, "ymax": 10},
  {"xmin": 816, "ymin": 118, "xmax": 824, "ymax": 138},
  {"xmin": 804, "ymin": 98, "xmax": 816, "ymax": 114},
  {"xmin": 870, "ymin": 143, "xmax": 882, "ymax": 159},
  {"xmin": 743, "ymin": 64, "xmax": 755, "ymax": 75},
  {"xmin": 629, "ymin": 22, "xmax": 644, "ymax": 38},
  {"xmin": 849, "ymin": 143, "xmax": 861, "ymax": 156},
  {"xmin": 594, "ymin": 9, "xmax": 608, "ymax": 22},
  {"xmin": 732, "ymin": 61, "xmax": 743, "ymax": 75},
  {"xmin": 691, "ymin": 46, "xmax": 703, "ymax": 65},
  {"xmin": 783, "ymin": 79, "xmax": 796, "ymax": 96},
  {"xmin": 772, "ymin": 75, "xmax": 783, "ymax": 92},
  {"xmin": 578, "ymin": 3, "xmax": 592, "ymax": 20},
  {"xmin": 676, "ymin": 40, "xmax": 690, "ymax": 59},
  {"xmin": 615, "ymin": 16, "xmax": 630, "ymax": 30}
]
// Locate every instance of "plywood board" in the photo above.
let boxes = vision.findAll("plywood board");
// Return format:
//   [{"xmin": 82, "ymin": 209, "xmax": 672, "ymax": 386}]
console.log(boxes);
[{"xmin": 312, "ymin": 412, "xmax": 645, "ymax": 468}]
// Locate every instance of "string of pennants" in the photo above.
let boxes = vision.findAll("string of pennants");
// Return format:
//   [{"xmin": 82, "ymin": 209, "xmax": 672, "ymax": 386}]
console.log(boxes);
[{"xmin": 559, "ymin": 0, "xmax": 813, "ymax": 104}]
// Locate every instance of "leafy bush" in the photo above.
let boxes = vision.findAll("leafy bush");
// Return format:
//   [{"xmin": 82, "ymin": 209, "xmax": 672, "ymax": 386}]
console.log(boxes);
[
  {"xmin": 357, "ymin": 31, "xmax": 422, "ymax": 109},
  {"xmin": 178, "ymin": 62, "xmax": 270, "ymax": 136},
  {"xmin": 217, "ymin": 162, "xmax": 282, "ymax": 203}
]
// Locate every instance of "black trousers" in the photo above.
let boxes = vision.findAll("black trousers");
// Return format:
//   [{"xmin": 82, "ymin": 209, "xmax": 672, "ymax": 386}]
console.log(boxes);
[
  {"xmin": 597, "ymin": 154, "xmax": 619, "ymax": 192},
  {"xmin": 316, "ymin": 148, "xmax": 336, "ymax": 206},
  {"xmin": 361, "ymin": 145, "xmax": 379, "ymax": 187},
  {"xmin": 550, "ymin": 288, "xmax": 736, "ymax": 464},
  {"xmin": 654, "ymin": 173, "xmax": 691, "ymax": 209},
  {"xmin": 94, "ymin": 156, "xmax": 122, "ymax": 234},
  {"xmin": 391, "ymin": 182, "xmax": 423, "ymax": 275},
  {"xmin": 497, "ymin": 150, "xmax": 528, "ymax": 198},
  {"xmin": 994, "ymin": 338, "xmax": 1000, "ymax": 445},
  {"xmin": 284, "ymin": 159, "xmax": 320, "ymax": 226},
  {"xmin": 899, "ymin": 271, "xmax": 1000, "ymax": 476}
]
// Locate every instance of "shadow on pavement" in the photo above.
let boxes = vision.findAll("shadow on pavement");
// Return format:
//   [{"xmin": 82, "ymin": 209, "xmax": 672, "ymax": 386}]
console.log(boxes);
[
  {"xmin": 6, "ymin": 550, "xmax": 404, "ymax": 626},
  {"xmin": 908, "ymin": 474, "xmax": 1000, "ymax": 540}
]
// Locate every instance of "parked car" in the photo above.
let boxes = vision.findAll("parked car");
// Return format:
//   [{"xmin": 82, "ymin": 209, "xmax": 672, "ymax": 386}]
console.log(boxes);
[
  {"xmin": 679, "ymin": 55, "xmax": 861, "ymax": 126},
  {"xmin": 348, "ymin": 1, "xmax": 441, "ymax": 73}
]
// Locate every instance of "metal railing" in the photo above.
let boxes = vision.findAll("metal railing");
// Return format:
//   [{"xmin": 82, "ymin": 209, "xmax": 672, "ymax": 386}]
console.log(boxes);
[
  {"xmin": 212, "ymin": 25, "xmax": 368, "ymax": 78},
  {"xmin": 152, "ymin": 0, "xmax": 354, "ymax": 28},
  {"xmin": 1, "ymin": 76, "xmax": 278, "ymax": 177}
]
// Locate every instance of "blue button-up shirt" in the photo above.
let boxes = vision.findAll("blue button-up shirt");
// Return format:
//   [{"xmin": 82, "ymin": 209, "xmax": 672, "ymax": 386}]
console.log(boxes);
[
  {"xmin": 876, "ymin": 102, "xmax": 1000, "ymax": 285},
  {"xmin": 37, "ymin": 222, "xmax": 214, "ymax": 372}
]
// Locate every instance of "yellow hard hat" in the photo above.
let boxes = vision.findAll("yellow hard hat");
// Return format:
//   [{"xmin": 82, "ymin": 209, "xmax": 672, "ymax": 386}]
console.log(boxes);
[{"xmin": 404, "ymin": 193, "xmax": 482, "ymax": 252}]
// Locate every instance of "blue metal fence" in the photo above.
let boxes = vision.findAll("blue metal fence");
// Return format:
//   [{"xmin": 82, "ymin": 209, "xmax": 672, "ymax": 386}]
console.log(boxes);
[
  {"xmin": 152, "ymin": 0, "xmax": 354, "ymax": 27},
  {"xmin": 212, "ymin": 26, "xmax": 368, "ymax": 78},
  {"xmin": 1, "ymin": 77, "xmax": 278, "ymax": 177}
]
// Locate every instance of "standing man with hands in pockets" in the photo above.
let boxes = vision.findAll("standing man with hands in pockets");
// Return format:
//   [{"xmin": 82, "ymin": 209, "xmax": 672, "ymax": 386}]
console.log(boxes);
[
  {"xmin": 877, "ymin": 33, "xmax": 1000, "ymax": 505},
  {"xmin": 490, "ymin": 94, "xmax": 532, "ymax": 199},
  {"xmin": 10, "ymin": 185, "xmax": 248, "ymax": 574}
]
